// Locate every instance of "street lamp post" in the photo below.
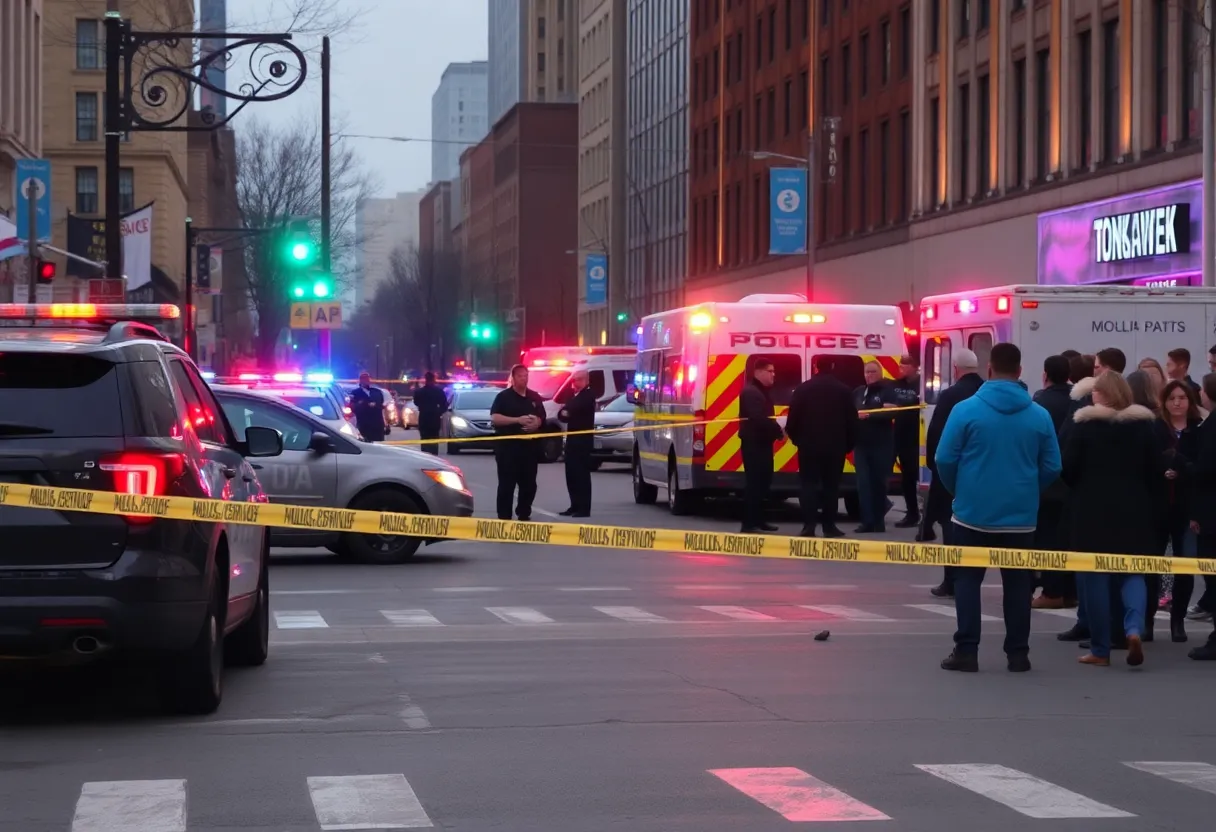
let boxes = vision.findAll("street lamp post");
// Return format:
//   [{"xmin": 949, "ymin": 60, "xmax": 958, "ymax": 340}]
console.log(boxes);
[{"xmin": 752, "ymin": 137, "xmax": 815, "ymax": 301}]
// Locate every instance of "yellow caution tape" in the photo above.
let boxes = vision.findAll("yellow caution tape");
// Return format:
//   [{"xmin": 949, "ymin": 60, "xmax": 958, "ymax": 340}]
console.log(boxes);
[{"xmin": 0, "ymin": 480, "xmax": 1203, "ymax": 575}]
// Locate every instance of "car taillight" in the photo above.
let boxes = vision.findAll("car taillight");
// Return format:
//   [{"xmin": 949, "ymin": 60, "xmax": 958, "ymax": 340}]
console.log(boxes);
[
  {"xmin": 99, "ymin": 452, "xmax": 185, "ymax": 523},
  {"xmin": 343, "ymin": 406, "xmax": 353, "ymax": 418},
  {"xmin": 692, "ymin": 409, "xmax": 706, "ymax": 462}
]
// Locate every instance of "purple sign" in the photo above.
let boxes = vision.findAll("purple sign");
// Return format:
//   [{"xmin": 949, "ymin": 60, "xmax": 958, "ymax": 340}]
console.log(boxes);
[{"xmin": 1038, "ymin": 179, "xmax": 1203, "ymax": 286}]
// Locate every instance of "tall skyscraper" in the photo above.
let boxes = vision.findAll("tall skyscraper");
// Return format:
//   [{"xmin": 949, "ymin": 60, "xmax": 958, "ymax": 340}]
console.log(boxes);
[
  {"xmin": 198, "ymin": 0, "xmax": 228, "ymax": 119},
  {"xmin": 488, "ymin": 0, "xmax": 577, "ymax": 127},
  {"xmin": 431, "ymin": 62, "xmax": 489, "ymax": 183},
  {"xmin": 487, "ymin": 0, "xmax": 524, "ymax": 125}
]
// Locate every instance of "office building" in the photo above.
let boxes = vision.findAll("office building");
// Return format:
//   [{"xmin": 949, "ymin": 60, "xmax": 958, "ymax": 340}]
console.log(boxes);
[
  {"xmin": 431, "ymin": 62, "xmax": 489, "ymax": 184},
  {"xmin": 488, "ymin": 0, "xmax": 578, "ymax": 126},
  {"xmin": 625, "ymin": 0, "xmax": 690, "ymax": 322},
  {"xmin": 198, "ymin": 0, "xmax": 228, "ymax": 119},
  {"xmin": 0, "ymin": 0, "xmax": 43, "ymax": 293},
  {"xmin": 353, "ymin": 190, "xmax": 425, "ymax": 309}
]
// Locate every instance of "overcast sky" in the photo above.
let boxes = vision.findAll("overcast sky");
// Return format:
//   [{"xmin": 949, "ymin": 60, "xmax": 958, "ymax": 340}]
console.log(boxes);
[{"xmin": 226, "ymin": 0, "xmax": 489, "ymax": 197}]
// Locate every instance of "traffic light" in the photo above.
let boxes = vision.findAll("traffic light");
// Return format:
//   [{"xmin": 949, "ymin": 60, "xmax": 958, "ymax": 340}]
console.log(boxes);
[
  {"xmin": 290, "ymin": 274, "xmax": 334, "ymax": 300},
  {"xmin": 615, "ymin": 310, "xmax": 628, "ymax": 323},
  {"xmin": 281, "ymin": 219, "xmax": 317, "ymax": 268},
  {"xmin": 468, "ymin": 322, "xmax": 495, "ymax": 340},
  {"xmin": 35, "ymin": 259, "xmax": 56, "ymax": 284}
]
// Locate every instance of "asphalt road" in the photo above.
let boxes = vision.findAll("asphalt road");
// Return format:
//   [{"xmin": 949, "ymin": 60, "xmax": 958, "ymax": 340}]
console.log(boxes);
[{"xmin": 2, "ymin": 449, "xmax": 1215, "ymax": 831}]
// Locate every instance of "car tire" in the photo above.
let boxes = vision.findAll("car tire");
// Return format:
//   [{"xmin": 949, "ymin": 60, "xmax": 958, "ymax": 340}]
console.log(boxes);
[
  {"xmin": 226, "ymin": 549, "xmax": 269, "ymax": 668},
  {"xmin": 343, "ymin": 488, "xmax": 424, "ymax": 564},
  {"xmin": 540, "ymin": 435, "xmax": 563, "ymax": 464},
  {"xmin": 633, "ymin": 452, "xmax": 658, "ymax": 504},
  {"xmin": 160, "ymin": 570, "xmax": 224, "ymax": 715}
]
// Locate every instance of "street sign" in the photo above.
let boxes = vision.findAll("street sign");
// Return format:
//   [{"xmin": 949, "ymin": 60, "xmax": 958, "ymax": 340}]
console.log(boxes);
[
  {"xmin": 15, "ymin": 159, "xmax": 51, "ymax": 242},
  {"xmin": 88, "ymin": 279, "xmax": 126, "ymax": 303},
  {"xmin": 196, "ymin": 244, "xmax": 212, "ymax": 291},
  {"xmin": 290, "ymin": 302, "xmax": 312, "ymax": 329},
  {"xmin": 311, "ymin": 302, "xmax": 343, "ymax": 330}
]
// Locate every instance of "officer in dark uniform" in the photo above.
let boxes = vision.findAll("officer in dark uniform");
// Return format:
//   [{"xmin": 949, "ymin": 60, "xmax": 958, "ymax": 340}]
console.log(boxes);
[
  {"xmin": 889, "ymin": 354, "xmax": 922, "ymax": 529},
  {"xmin": 489, "ymin": 364, "xmax": 547, "ymax": 521},
  {"xmin": 739, "ymin": 358, "xmax": 785, "ymax": 533},
  {"xmin": 349, "ymin": 371, "xmax": 386, "ymax": 442},
  {"xmin": 558, "ymin": 369, "xmax": 597, "ymax": 517},
  {"xmin": 412, "ymin": 371, "xmax": 448, "ymax": 455}
]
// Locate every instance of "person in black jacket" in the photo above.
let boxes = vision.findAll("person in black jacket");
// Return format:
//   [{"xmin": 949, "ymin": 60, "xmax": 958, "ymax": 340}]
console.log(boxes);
[
  {"xmin": 739, "ymin": 359, "xmax": 785, "ymax": 533},
  {"xmin": 412, "ymin": 371, "xmax": 449, "ymax": 455},
  {"xmin": 1159, "ymin": 379, "xmax": 1203, "ymax": 642},
  {"xmin": 922, "ymin": 348, "xmax": 984, "ymax": 596},
  {"xmin": 1031, "ymin": 354, "xmax": 1076, "ymax": 609},
  {"xmin": 558, "ymin": 369, "xmax": 597, "ymax": 518},
  {"xmin": 889, "ymin": 355, "xmax": 922, "ymax": 529},
  {"xmin": 852, "ymin": 361, "xmax": 898, "ymax": 533},
  {"xmin": 349, "ymin": 371, "xmax": 386, "ymax": 442},
  {"xmin": 1186, "ymin": 373, "xmax": 1216, "ymax": 661},
  {"xmin": 786, "ymin": 355, "xmax": 858, "ymax": 537}
]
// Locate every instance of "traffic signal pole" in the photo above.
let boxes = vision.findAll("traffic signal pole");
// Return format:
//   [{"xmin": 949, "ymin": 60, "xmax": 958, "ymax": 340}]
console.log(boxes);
[
  {"xmin": 26, "ymin": 176, "xmax": 37, "ymax": 304},
  {"xmin": 319, "ymin": 36, "xmax": 333, "ymax": 367},
  {"xmin": 185, "ymin": 217, "xmax": 194, "ymax": 359}
]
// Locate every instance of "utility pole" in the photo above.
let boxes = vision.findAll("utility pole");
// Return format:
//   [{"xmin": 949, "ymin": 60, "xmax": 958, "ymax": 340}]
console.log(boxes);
[
  {"xmin": 1204, "ymin": 1, "xmax": 1215, "ymax": 286},
  {"xmin": 185, "ymin": 218, "xmax": 194, "ymax": 358},
  {"xmin": 26, "ymin": 178, "xmax": 37, "ymax": 303},
  {"xmin": 320, "ymin": 36, "xmax": 333, "ymax": 366},
  {"xmin": 805, "ymin": 131, "xmax": 816, "ymax": 301},
  {"xmin": 103, "ymin": 2, "xmax": 122, "ymax": 282}
]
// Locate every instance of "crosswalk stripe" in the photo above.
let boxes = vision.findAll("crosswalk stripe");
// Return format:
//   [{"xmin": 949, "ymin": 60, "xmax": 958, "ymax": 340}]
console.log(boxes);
[
  {"xmin": 72, "ymin": 780, "xmax": 187, "ymax": 832},
  {"xmin": 485, "ymin": 606, "xmax": 555, "ymax": 624},
  {"xmin": 1124, "ymin": 761, "xmax": 1216, "ymax": 795},
  {"xmin": 801, "ymin": 605, "xmax": 894, "ymax": 622},
  {"xmin": 273, "ymin": 611, "xmax": 329, "ymax": 629},
  {"xmin": 906, "ymin": 604, "xmax": 1000, "ymax": 622},
  {"xmin": 380, "ymin": 610, "xmax": 443, "ymax": 627},
  {"xmin": 594, "ymin": 606, "xmax": 670, "ymax": 623},
  {"xmin": 709, "ymin": 767, "xmax": 891, "ymax": 822},
  {"xmin": 307, "ymin": 774, "xmax": 433, "ymax": 829},
  {"xmin": 1034, "ymin": 608, "xmax": 1077, "ymax": 619},
  {"xmin": 915, "ymin": 764, "xmax": 1134, "ymax": 819},
  {"xmin": 698, "ymin": 605, "xmax": 778, "ymax": 621}
]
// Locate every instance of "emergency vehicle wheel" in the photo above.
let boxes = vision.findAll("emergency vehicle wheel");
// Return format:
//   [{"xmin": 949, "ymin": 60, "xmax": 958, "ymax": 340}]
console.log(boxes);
[
  {"xmin": 632, "ymin": 453, "xmax": 657, "ymax": 504},
  {"xmin": 667, "ymin": 465, "xmax": 697, "ymax": 516}
]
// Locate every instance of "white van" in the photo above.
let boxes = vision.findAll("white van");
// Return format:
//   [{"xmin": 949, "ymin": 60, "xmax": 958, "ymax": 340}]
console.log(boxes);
[
  {"xmin": 628, "ymin": 294, "xmax": 910, "ymax": 515},
  {"xmin": 918, "ymin": 283, "xmax": 1216, "ymax": 484}
]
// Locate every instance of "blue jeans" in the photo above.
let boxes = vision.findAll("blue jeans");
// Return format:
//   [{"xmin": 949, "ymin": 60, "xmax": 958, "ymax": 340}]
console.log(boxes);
[
  {"xmin": 1079, "ymin": 572, "xmax": 1147, "ymax": 658},
  {"xmin": 950, "ymin": 524, "xmax": 1035, "ymax": 657},
  {"xmin": 854, "ymin": 437, "xmax": 894, "ymax": 529}
]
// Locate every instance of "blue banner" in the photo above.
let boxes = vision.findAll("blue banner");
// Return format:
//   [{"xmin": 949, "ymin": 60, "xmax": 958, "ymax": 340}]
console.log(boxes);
[
  {"xmin": 769, "ymin": 168, "xmax": 807, "ymax": 255},
  {"xmin": 585, "ymin": 253, "xmax": 607, "ymax": 306}
]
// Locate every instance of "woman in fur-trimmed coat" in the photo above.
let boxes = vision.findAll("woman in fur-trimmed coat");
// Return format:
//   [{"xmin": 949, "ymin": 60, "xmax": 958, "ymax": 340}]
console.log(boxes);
[{"xmin": 1061, "ymin": 371, "xmax": 1161, "ymax": 668}]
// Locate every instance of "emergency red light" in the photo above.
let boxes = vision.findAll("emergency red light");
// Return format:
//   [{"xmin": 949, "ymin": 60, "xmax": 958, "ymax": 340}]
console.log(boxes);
[
  {"xmin": 273, "ymin": 372, "xmax": 303, "ymax": 382},
  {"xmin": 237, "ymin": 373, "xmax": 263, "ymax": 381},
  {"xmin": 1022, "ymin": 300, "xmax": 1040, "ymax": 309},
  {"xmin": 922, "ymin": 305, "xmax": 937, "ymax": 321},
  {"xmin": 996, "ymin": 296, "xmax": 1011, "ymax": 313},
  {"xmin": 0, "ymin": 303, "xmax": 180, "ymax": 320},
  {"xmin": 956, "ymin": 300, "xmax": 977, "ymax": 314}
]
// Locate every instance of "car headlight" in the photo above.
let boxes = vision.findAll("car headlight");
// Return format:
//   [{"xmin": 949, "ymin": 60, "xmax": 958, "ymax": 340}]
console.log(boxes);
[
  {"xmin": 449, "ymin": 415, "xmax": 469, "ymax": 429},
  {"xmin": 424, "ymin": 469, "xmax": 468, "ymax": 493}
]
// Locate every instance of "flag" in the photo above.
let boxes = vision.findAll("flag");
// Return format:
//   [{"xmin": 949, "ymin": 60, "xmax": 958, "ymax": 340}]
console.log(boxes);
[{"xmin": 65, "ymin": 202, "xmax": 154, "ymax": 286}]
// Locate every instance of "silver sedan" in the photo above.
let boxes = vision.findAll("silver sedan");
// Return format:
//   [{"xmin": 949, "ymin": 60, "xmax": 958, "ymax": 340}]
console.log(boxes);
[
  {"xmin": 590, "ymin": 394, "xmax": 636, "ymax": 470},
  {"xmin": 441, "ymin": 387, "xmax": 501, "ymax": 453},
  {"xmin": 213, "ymin": 387, "xmax": 475, "ymax": 564}
]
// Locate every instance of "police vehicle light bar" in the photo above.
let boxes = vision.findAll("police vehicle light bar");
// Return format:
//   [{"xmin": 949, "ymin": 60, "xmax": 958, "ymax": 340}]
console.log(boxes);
[{"xmin": 0, "ymin": 303, "xmax": 181, "ymax": 320}]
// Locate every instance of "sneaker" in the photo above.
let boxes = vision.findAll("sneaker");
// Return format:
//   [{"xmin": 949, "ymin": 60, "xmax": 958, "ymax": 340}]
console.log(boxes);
[
  {"xmin": 940, "ymin": 651, "xmax": 978, "ymax": 672},
  {"xmin": 929, "ymin": 584, "xmax": 954, "ymax": 598}
]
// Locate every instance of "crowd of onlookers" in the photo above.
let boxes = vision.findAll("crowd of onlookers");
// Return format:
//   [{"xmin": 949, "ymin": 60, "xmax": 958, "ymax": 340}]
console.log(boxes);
[{"xmin": 919, "ymin": 343, "xmax": 1216, "ymax": 671}]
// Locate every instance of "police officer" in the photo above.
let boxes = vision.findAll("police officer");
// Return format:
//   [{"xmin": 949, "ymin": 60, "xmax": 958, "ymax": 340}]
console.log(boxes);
[
  {"xmin": 739, "ymin": 358, "xmax": 785, "ymax": 533},
  {"xmin": 558, "ymin": 369, "xmax": 597, "ymax": 517},
  {"xmin": 349, "ymin": 371, "xmax": 386, "ymax": 442},
  {"xmin": 489, "ymin": 364, "xmax": 547, "ymax": 521},
  {"xmin": 889, "ymin": 354, "xmax": 922, "ymax": 529},
  {"xmin": 412, "ymin": 371, "xmax": 448, "ymax": 455},
  {"xmin": 853, "ymin": 361, "xmax": 897, "ymax": 533}
]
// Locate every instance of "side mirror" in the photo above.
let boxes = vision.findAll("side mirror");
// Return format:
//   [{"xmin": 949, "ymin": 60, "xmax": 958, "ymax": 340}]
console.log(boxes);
[
  {"xmin": 309, "ymin": 431, "xmax": 335, "ymax": 454},
  {"xmin": 244, "ymin": 425, "xmax": 284, "ymax": 458}
]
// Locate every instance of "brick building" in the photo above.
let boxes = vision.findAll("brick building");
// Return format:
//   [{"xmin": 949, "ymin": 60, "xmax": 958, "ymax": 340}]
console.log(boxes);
[{"xmin": 459, "ymin": 103, "xmax": 579, "ymax": 366}]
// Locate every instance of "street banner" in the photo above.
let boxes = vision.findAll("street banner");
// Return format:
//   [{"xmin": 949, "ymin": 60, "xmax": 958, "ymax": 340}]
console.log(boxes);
[
  {"xmin": 65, "ymin": 202, "xmax": 154, "ymax": 284},
  {"xmin": 585, "ymin": 253, "xmax": 607, "ymax": 306},
  {"xmin": 65, "ymin": 213, "xmax": 107, "ymax": 278},
  {"xmin": 769, "ymin": 168, "xmax": 808, "ymax": 256}
]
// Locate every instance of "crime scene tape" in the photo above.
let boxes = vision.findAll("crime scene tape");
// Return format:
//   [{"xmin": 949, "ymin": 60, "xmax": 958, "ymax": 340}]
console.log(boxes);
[
  {"xmin": 384, "ymin": 405, "xmax": 927, "ymax": 447},
  {"xmin": 0, "ymin": 480, "xmax": 1206, "ymax": 576}
]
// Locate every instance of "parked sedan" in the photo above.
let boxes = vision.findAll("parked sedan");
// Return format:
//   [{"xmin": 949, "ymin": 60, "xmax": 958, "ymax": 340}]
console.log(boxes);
[
  {"xmin": 213, "ymin": 387, "xmax": 474, "ymax": 564},
  {"xmin": 441, "ymin": 387, "xmax": 501, "ymax": 453},
  {"xmin": 590, "ymin": 394, "xmax": 636, "ymax": 470}
]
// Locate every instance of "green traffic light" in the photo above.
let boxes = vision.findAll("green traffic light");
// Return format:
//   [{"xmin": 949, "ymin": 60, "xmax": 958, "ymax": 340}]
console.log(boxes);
[
  {"xmin": 313, "ymin": 280, "xmax": 331, "ymax": 298},
  {"xmin": 291, "ymin": 242, "xmax": 312, "ymax": 261},
  {"xmin": 616, "ymin": 311, "xmax": 628, "ymax": 322},
  {"xmin": 292, "ymin": 285, "xmax": 306, "ymax": 298},
  {"xmin": 481, "ymin": 327, "xmax": 492, "ymax": 339}
]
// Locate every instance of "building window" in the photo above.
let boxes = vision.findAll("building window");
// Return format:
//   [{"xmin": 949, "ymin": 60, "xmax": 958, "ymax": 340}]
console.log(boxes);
[
  {"xmin": 766, "ymin": 87, "xmax": 776, "ymax": 142},
  {"xmin": 1182, "ymin": 11, "xmax": 1199, "ymax": 140},
  {"xmin": 753, "ymin": 175, "xmax": 763, "ymax": 258},
  {"xmin": 75, "ymin": 93, "xmax": 98, "ymax": 142},
  {"xmin": 841, "ymin": 134, "xmax": 852, "ymax": 233},
  {"xmin": 736, "ymin": 106, "xmax": 745, "ymax": 155},
  {"xmin": 1102, "ymin": 19, "xmax": 1119, "ymax": 162},
  {"xmin": 1153, "ymin": 0, "xmax": 1168, "ymax": 148},
  {"xmin": 119, "ymin": 168, "xmax": 135, "ymax": 214},
  {"xmin": 977, "ymin": 0, "xmax": 989, "ymax": 32},
  {"xmin": 842, "ymin": 42, "xmax": 851, "ymax": 105},
  {"xmin": 820, "ymin": 54, "xmax": 831, "ymax": 114},
  {"xmin": 958, "ymin": 0, "xmax": 970, "ymax": 38},
  {"xmin": 711, "ymin": 191, "xmax": 719, "ymax": 267},
  {"xmin": 735, "ymin": 32, "xmax": 745, "ymax": 82},
  {"xmin": 804, "ymin": 0, "xmax": 811, "ymax": 42},
  {"xmin": 958, "ymin": 82, "xmax": 970, "ymax": 200},
  {"xmin": 929, "ymin": 0, "xmax": 940, "ymax": 55},
  {"xmin": 76, "ymin": 19, "xmax": 103, "ymax": 70},
  {"xmin": 538, "ymin": 16, "xmax": 546, "ymax": 37},
  {"xmin": 879, "ymin": 119, "xmax": 890, "ymax": 224},
  {"xmin": 538, "ymin": 52, "xmax": 546, "ymax": 71},
  {"xmin": 712, "ymin": 47, "xmax": 720, "ymax": 95},
  {"xmin": 768, "ymin": 7, "xmax": 777, "ymax": 62},
  {"xmin": 900, "ymin": 6, "xmax": 911, "ymax": 78},
  {"xmin": 799, "ymin": 69, "xmax": 809, "ymax": 128},
  {"xmin": 859, "ymin": 31, "xmax": 869, "ymax": 96},
  {"xmin": 1078, "ymin": 30, "xmax": 1092, "ymax": 168},
  {"xmin": 75, "ymin": 167, "xmax": 99, "ymax": 214},
  {"xmin": 783, "ymin": 77, "xmax": 793, "ymax": 136},
  {"xmin": 929, "ymin": 97, "xmax": 940, "ymax": 206},
  {"xmin": 1035, "ymin": 48, "xmax": 1051, "ymax": 178},
  {"xmin": 977, "ymin": 77, "xmax": 990, "ymax": 193},
  {"xmin": 712, "ymin": 120, "xmax": 719, "ymax": 168},
  {"xmin": 784, "ymin": 0, "xmax": 793, "ymax": 51},
  {"xmin": 899, "ymin": 110, "xmax": 910, "ymax": 220},
  {"xmin": 881, "ymin": 20, "xmax": 891, "ymax": 85},
  {"xmin": 859, "ymin": 128, "xmax": 869, "ymax": 229},
  {"xmin": 821, "ymin": 0, "xmax": 830, "ymax": 26},
  {"xmin": 754, "ymin": 95, "xmax": 763, "ymax": 149},
  {"xmin": 756, "ymin": 15, "xmax": 763, "ymax": 69},
  {"xmin": 1013, "ymin": 58, "xmax": 1026, "ymax": 186}
]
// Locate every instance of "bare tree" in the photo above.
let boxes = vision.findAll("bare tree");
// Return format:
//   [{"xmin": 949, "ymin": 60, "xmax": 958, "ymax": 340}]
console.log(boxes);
[
  {"xmin": 235, "ymin": 116, "xmax": 377, "ymax": 363},
  {"xmin": 363, "ymin": 245, "xmax": 464, "ymax": 373}
]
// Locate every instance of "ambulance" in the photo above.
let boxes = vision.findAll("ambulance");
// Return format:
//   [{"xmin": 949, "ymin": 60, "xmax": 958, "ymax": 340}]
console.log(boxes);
[
  {"xmin": 627, "ymin": 294, "xmax": 911, "ymax": 515},
  {"xmin": 918, "ymin": 283, "xmax": 1216, "ymax": 484}
]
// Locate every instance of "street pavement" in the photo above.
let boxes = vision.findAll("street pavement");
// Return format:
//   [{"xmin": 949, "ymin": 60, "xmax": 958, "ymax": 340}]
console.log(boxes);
[{"xmin": 2, "ymin": 448, "xmax": 1215, "ymax": 831}]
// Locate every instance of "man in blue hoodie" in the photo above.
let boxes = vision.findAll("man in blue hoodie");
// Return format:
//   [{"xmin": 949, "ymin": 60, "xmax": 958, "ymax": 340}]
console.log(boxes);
[{"xmin": 934, "ymin": 342, "xmax": 1062, "ymax": 673}]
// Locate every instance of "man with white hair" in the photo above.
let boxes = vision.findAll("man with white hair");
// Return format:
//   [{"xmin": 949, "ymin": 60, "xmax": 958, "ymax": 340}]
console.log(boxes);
[{"xmin": 921, "ymin": 348, "xmax": 984, "ymax": 597}]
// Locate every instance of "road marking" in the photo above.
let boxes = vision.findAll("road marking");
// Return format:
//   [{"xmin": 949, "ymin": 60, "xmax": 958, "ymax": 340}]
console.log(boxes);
[
  {"xmin": 699, "ymin": 605, "xmax": 778, "ymax": 621},
  {"xmin": 558, "ymin": 586, "xmax": 633, "ymax": 592},
  {"xmin": 380, "ymin": 610, "xmax": 443, "ymax": 627},
  {"xmin": 485, "ymin": 606, "xmax": 555, "ymax": 624},
  {"xmin": 677, "ymin": 584, "xmax": 744, "ymax": 590},
  {"xmin": 801, "ymin": 605, "xmax": 894, "ymax": 622},
  {"xmin": 432, "ymin": 586, "xmax": 501, "ymax": 593},
  {"xmin": 905, "ymin": 604, "xmax": 1000, "ymax": 622},
  {"xmin": 1125, "ymin": 762, "xmax": 1216, "ymax": 795},
  {"xmin": 1034, "ymin": 608, "xmax": 1078, "ymax": 619},
  {"xmin": 273, "ymin": 611, "xmax": 329, "ymax": 629},
  {"xmin": 594, "ymin": 606, "xmax": 670, "ymax": 623},
  {"xmin": 274, "ymin": 589, "xmax": 379, "ymax": 595},
  {"xmin": 531, "ymin": 506, "xmax": 561, "ymax": 518},
  {"xmin": 307, "ymin": 774, "xmax": 434, "ymax": 830},
  {"xmin": 72, "ymin": 780, "xmax": 187, "ymax": 832},
  {"xmin": 709, "ymin": 767, "xmax": 890, "ymax": 822},
  {"xmin": 794, "ymin": 584, "xmax": 858, "ymax": 590},
  {"xmin": 915, "ymin": 764, "xmax": 1134, "ymax": 819},
  {"xmin": 398, "ymin": 694, "xmax": 432, "ymax": 729}
]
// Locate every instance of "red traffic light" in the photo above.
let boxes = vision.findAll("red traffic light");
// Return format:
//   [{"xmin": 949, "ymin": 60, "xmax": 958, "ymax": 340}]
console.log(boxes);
[{"xmin": 36, "ymin": 260, "xmax": 56, "ymax": 283}]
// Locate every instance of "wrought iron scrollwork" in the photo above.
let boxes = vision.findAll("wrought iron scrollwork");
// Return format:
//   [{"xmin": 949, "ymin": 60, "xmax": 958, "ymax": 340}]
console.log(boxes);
[{"xmin": 122, "ymin": 27, "xmax": 307, "ymax": 132}]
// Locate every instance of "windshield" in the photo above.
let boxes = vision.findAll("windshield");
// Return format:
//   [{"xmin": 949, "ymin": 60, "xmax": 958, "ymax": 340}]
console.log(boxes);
[
  {"xmin": 603, "ymin": 395, "xmax": 635, "ymax": 413},
  {"xmin": 267, "ymin": 391, "xmax": 338, "ymax": 419},
  {"xmin": 528, "ymin": 370, "xmax": 569, "ymax": 400},
  {"xmin": 453, "ymin": 390, "xmax": 499, "ymax": 410}
]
